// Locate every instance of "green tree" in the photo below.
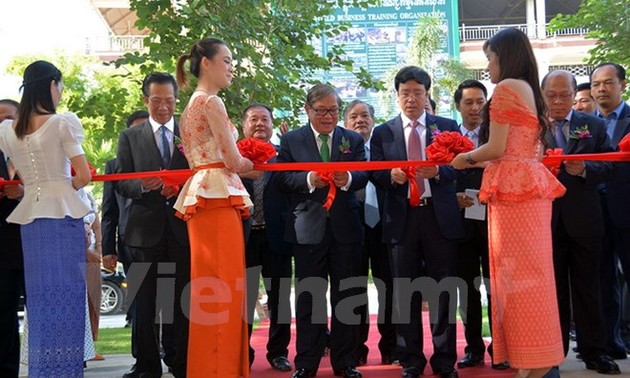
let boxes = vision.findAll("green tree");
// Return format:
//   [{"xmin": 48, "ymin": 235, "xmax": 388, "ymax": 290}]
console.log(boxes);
[
  {"xmin": 548, "ymin": 0, "xmax": 630, "ymax": 71},
  {"xmin": 118, "ymin": 0, "xmax": 383, "ymax": 128}
]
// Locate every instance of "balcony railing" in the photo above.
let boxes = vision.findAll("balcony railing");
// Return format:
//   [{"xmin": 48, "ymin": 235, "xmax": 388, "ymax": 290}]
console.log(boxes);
[
  {"xmin": 459, "ymin": 23, "xmax": 589, "ymax": 41},
  {"xmin": 85, "ymin": 35, "xmax": 146, "ymax": 54}
]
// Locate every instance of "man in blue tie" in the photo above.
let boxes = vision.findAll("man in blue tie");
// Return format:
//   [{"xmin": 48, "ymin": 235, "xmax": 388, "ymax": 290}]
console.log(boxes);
[
  {"xmin": 541, "ymin": 69, "xmax": 619, "ymax": 374},
  {"xmin": 591, "ymin": 62, "xmax": 630, "ymax": 360},
  {"xmin": 344, "ymin": 99, "xmax": 395, "ymax": 366}
]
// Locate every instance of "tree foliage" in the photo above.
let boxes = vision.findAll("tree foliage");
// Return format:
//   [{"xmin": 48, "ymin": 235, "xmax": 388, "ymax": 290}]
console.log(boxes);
[
  {"xmin": 549, "ymin": 0, "xmax": 630, "ymax": 70},
  {"xmin": 118, "ymin": 0, "xmax": 383, "ymax": 128}
]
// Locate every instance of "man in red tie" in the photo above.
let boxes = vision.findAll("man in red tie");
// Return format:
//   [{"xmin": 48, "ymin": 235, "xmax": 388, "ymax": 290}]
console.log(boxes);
[{"xmin": 370, "ymin": 66, "xmax": 463, "ymax": 378}]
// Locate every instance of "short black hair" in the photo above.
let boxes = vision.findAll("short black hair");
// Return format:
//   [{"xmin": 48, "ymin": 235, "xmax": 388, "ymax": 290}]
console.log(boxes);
[
  {"xmin": 0, "ymin": 99, "xmax": 19, "ymax": 109},
  {"xmin": 453, "ymin": 80, "xmax": 487, "ymax": 105},
  {"xmin": 126, "ymin": 110, "xmax": 149, "ymax": 128},
  {"xmin": 141, "ymin": 72, "xmax": 178, "ymax": 97},
  {"xmin": 576, "ymin": 82, "xmax": 591, "ymax": 92},
  {"xmin": 394, "ymin": 66, "xmax": 431, "ymax": 92},
  {"xmin": 590, "ymin": 62, "xmax": 626, "ymax": 82},
  {"xmin": 242, "ymin": 103, "xmax": 273, "ymax": 122}
]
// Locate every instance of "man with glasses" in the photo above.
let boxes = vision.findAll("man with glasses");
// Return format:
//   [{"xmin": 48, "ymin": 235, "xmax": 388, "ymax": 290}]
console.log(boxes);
[
  {"xmin": 370, "ymin": 66, "xmax": 463, "ymax": 378},
  {"xmin": 116, "ymin": 73, "xmax": 190, "ymax": 378},
  {"xmin": 541, "ymin": 70, "xmax": 618, "ymax": 374},
  {"xmin": 274, "ymin": 83, "xmax": 368, "ymax": 378}
]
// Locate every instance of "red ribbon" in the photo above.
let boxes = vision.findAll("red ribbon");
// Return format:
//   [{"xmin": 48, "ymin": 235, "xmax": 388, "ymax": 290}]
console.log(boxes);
[
  {"xmin": 315, "ymin": 172, "xmax": 336, "ymax": 210},
  {"xmin": 544, "ymin": 148, "xmax": 564, "ymax": 176},
  {"xmin": 401, "ymin": 167, "xmax": 420, "ymax": 207}
]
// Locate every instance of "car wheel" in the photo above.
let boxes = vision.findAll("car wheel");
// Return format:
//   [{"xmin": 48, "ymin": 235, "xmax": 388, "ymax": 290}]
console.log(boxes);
[{"xmin": 101, "ymin": 281, "xmax": 123, "ymax": 315}]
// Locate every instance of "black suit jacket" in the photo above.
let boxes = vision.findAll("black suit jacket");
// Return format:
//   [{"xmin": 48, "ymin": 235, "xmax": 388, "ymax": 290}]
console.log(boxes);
[
  {"xmin": 545, "ymin": 111, "xmax": 614, "ymax": 237},
  {"xmin": 0, "ymin": 151, "xmax": 22, "ymax": 270},
  {"xmin": 101, "ymin": 158, "xmax": 131, "ymax": 257},
  {"xmin": 370, "ymin": 114, "xmax": 465, "ymax": 243},
  {"xmin": 604, "ymin": 102, "xmax": 630, "ymax": 228},
  {"xmin": 274, "ymin": 125, "xmax": 368, "ymax": 245},
  {"xmin": 116, "ymin": 120, "xmax": 189, "ymax": 248},
  {"xmin": 242, "ymin": 145, "xmax": 291, "ymax": 255}
]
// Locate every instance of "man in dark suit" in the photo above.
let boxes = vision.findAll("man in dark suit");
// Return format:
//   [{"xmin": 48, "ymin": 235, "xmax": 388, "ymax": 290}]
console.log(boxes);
[
  {"xmin": 370, "ymin": 66, "xmax": 464, "ymax": 378},
  {"xmin": 542, "ymin": 70, "xmax": 619, "ymax": 374},
  {"xmin": 0, "ymin": 99, "xmax": 23, "ymax": 378},
  {"xmin": 275, "ymin": 83, "xmax": 368, "ymax": 378},
  {"xmin": 239, "ymin": 103, "xmax": 293, "ymax": 371},
  {"xmin": 102, "ymin": 110, "xmax": 168, "ymax": 363},
  {"xmin": 591, "ymin": 62, "xmax": 630, "ymax": 360},
  {"xmin": 450, "ymin": 80, "xmax": 498, "ymax": 370},
  {"xmin": 116, "ymin": 73, "xmax": 190, "ymax": 378},
  {"xmin": 343, "ymin": 99, "xmax": 395, "ymax": 366}
]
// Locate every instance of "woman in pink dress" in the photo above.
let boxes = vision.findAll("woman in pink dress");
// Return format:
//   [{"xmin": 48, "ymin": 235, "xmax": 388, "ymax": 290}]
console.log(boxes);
[
  {"xmin": 174, "ymin": 37, "xmax": 254, "ymax": 378},
  {"xmin": 451, "ymin": 28, "xmax": 566, "ymax": 378}
]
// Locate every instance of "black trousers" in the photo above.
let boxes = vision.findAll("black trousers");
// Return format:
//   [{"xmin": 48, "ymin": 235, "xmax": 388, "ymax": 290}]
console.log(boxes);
[
  {"xmin": 293, "ymin": 221, "xmax": 363, "ymax": 372},
  {"xmin": 456, "ymin": 218, "xmax": 491, "ymax": 357},
  {"xmin": 388, "ymin": 205, "xmax": 459, "ymax": 374},
  {"xmin": 0, "ymin": 269, "xmax": 23, "ymax": 378},
  {"xmin": 357, "ymin": 222, "xmax": 395, "ymax": 359},
  {"xmin": 552, "ymin": 215, "xmax": 607, "ymax": 359},
  {"xmin": 245, "ymin": 228, "xmax": 293, "ymax": 364},
  {"xmin": 127, "ymin": 226, "xmax": 190, "ymax": 378}
]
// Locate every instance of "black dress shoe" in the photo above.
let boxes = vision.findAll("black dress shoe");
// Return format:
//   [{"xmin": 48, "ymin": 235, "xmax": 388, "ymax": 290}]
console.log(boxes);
[
  {"xmin": 381, "ymin": 355, "xmax": 396, "ymax": 365},
  {"xmin": 122, "ymin": 365, "xmax": 139, "ymax": 378},
  {"xmin": 401, "ymin": 366, "xmax": 421, "ymax": 378},
  {"xmin": 291, "ymin": 367, "xmax": 316, "ymax": 378},
  {"xmin": 333, "ymin": 366, "xmax": 362, "ymax": 378},
  {"xmin": 270, "ymin": 356, "xmax": 292, "ymax": 371},
  {"xmin": 357, "ymin": 347, "xmax": 369, "ymax": 366},
  {"xmin": 584, "ymin": 355, "xmax": 621, "ymax": 374},
  {"xmin": 457, "ymin": 352, "xmax": 484, "ymax": 368},
  {"xmin": 491, "ymin": 361, "xmax": 510, "ymax": 370}
]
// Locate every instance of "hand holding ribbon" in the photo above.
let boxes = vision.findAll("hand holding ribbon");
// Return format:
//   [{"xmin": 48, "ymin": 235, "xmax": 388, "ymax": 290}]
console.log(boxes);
[
  {"xmin": 315, "ymin": 171, "xmax": 336, "ymax": 210},
  {"xmin": 544, "ymin": 148, "xmax": 564, "ymax": 176}
]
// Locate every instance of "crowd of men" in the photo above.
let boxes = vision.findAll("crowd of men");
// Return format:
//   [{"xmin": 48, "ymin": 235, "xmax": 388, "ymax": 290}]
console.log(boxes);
[{"xmin": 0, "ymin": 61, "xmax": 628, "ymax": 378}]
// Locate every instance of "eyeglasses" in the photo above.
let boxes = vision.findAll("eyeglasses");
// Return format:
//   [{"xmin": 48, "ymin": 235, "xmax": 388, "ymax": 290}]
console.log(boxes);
[
  {"xmin": 544, "ymin": 92, "xmax": 574, "ymax": 102},
  {"xmin": 310, "ymin": 107, "xmax": 339, "ymax": 117},
  {"xmin": 399, "ymin": 91, "xmax": 426, "ymax": 100},
  {"xmin": 148, "ymin": 97, "xmax": 177, "ymax": 106}
]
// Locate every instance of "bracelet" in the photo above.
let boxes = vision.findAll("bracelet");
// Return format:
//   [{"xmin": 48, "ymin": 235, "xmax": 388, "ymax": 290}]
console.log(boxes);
[{"xmin": 465, "ymin": 152, "xmax": 477, "ymax": 165}]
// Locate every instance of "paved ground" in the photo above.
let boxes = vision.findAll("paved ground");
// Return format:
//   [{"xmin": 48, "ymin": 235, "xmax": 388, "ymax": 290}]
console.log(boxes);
[{"xmin": 18, "ymin": 285, "xmax": 630, "ymax": 377}]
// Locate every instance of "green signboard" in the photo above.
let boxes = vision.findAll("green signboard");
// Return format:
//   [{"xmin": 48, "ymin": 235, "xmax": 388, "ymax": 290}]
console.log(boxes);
[{"xmin": 319, "ymin": 0, "xmax": 460, "ymax": 119}]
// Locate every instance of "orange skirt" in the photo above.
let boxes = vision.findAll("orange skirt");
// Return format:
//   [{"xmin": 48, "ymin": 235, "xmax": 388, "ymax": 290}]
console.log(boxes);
[
  {"xmin": 186, "ymin": 197, "xmax": 250, "ymax": 378},
  {"xmin": 488, "ymin": 198, "xmax": 564, "ymax": 369}
]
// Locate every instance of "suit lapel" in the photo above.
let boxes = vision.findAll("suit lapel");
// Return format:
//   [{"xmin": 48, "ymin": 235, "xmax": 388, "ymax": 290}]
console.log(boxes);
[
  {"xmin": 425, "ymin": 114, "xmax": 435, "ymax": 147},
  {"xmin": 389, "ymin": 116, "xmax": 407, "ymax": 160},
  {"xmin": 143, "ymin": 121, "xmax": 164, "ymax": 168},
  {"xmin": 0, "ymin": 151, "xmax": 8, "ymax": 180},
  {"xmin": 565, "ymin": 117, "xmax": 579, "ymax": 154},
  {"xmin": 331, "ymin": 127, "xmax": 341, "ymax": 161},
  {"xmin": 612, "ymin": 104, "xmax": 630, "ymax": 147},
  {"xmin": 302, "ymin": 125, "xmax": 323, "ymax": 162},
  {"xmin": 544, "ymin": 128, "xmax": 557, "ymax": 149}
]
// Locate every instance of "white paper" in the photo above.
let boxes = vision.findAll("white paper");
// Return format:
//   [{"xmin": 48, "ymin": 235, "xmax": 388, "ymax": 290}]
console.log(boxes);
[{"xmin": 464, "ymin": 189, "xmax": 486, "ymax": 221}]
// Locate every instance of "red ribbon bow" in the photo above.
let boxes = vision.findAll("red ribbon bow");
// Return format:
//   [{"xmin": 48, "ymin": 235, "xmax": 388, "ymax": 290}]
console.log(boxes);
[
  {"xmin": 544, "ymin": 148, "xmax": 564, "ymax": 176},
  {"xmin": 315, "ymin": 171, "xmax": 337, "ymax": 210},
  {"xmin": 401, "ymin": 167, "xmax": 421, "ymax": 207}
]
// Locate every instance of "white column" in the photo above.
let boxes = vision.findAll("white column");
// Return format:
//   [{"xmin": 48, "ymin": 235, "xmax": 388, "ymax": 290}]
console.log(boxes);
[
  {"xmin": 535, "ymin": 0, "xmax": 547, "ymax": 39},
  {"xmin": 526, "ymin": 0, "xmax": 536, "ymax": 38}
]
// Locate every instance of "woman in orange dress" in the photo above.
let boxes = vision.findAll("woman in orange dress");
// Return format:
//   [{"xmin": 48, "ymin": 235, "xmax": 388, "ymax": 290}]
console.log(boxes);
[
  {"xmin": 451, "ymin": 28, "xmax": 566, "ymax": 378},
  {"xmin": 174, "ymin": 37, "xmax": 255, "ymax": 378}
]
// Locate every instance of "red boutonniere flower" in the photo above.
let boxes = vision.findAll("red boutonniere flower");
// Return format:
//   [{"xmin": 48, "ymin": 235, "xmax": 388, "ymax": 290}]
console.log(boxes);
[
  {"xmin": 237, "ymin": 137, "xmax": 277, "ymax": 164},
  {"xmin": 337, "ymin": 137, "xmax": 352, "ymax": 154},
  {"xmin": 569, "ymin": 125, "xmax": 592, "ymax": 140},
  {"xmin": 429, "ymin": 124, "xmax": 441, "ymax": 138},
  {"xmin": 173, "ymin": 135, "xmax": 185, "ymax": 155},
  {"xmin": 426, "ymin": 131, "xmax": 475, "ymax": 162}
]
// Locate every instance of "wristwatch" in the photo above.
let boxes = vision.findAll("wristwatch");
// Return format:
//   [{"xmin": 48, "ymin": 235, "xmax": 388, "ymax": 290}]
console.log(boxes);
[{"xmin": 465, "ymin": 152, "xmax": 477, "ymax": 165}]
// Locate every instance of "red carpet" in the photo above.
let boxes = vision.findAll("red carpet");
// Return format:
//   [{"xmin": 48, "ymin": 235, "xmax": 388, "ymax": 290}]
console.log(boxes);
[{"xmin": 249, "ymin": 313, "xmax": 514, "ymax": 377}]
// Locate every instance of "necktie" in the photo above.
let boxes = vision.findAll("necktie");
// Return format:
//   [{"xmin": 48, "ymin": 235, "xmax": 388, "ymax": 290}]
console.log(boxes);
[
  {"xmin": 407, "ymin": 121, "xmax": 425, "ymax": 199},
  {"xmin": 605, "ymin": 114, "xmax": 616, "ymax": 140},
  {"xmin": 466, "ymin": 130, "xmax": 478, "ymax": 148},
  {"xmin": 159, "ymin": 125, "xmax": 171, "ymax": 168},
  {"xmin": 0, "ymin": 152, "xmax": 8, "ymax": 180},
  {"xmin": 252, "ymin": 177, "xmax": 265, "ymax": 226},
  {"xmin": 364, "ymin": 182, "xmax": 380, "ymax": 228},
  {"xmin": 554, "ymin": 120, "xmax": 567, "ymax": 149},
  {"xmin": 319, "ymin": 134, "xmax": 330, "ymax": 162}
]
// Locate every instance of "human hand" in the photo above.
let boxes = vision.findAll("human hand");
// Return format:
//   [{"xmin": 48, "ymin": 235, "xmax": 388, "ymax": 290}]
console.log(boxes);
[
  {"xmin": 309, "ymin": 172, "xmax": 329, "ymax": 189},
  {"xmin": 277, "ymin": 121, "xmax": 289, "ymax": 138},
  {"xmin": 391, "ymin": 168, "xmax": 408, "ymax": 185},
  {"xmin": 450, "ymin": 153, "xmax": 469, "ymax": 170},
  {"xmin": 3, "ymin": 184, "xmax": 23, "ymax": 200},
  {"xmin": 102, "ymin": 255, "xmax": 118, "ymax": 270},
  {"xmin": 160, "ymin": 185, "xmax": 179, "ymax": 199},
  {"xmin": 457, "ymin": 192, "xmax": 475, "ymax": 209},
  {"xmin": 416, "ymin": 166, "xmax": 439, "ymax": 179},
  {"xmin": 332, "ymin": 171, "xmax": 349, "ymax": 187},
  {"xmin": 140, "ymin": 177, "xmax": 163, "ymax": 191},
  {"xmin": 563, "ymin": 160, "xmax": 586, "ymax": 176},
  {"xmin": 240, "ymin": 170, "xmax": 264, "ymax": 180}
]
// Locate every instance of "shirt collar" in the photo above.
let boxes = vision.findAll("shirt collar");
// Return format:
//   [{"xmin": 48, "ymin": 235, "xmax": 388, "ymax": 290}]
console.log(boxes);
[
  {"xmin": 310, "ymin": 124, "xmax": 335, "ymax": 140},
  {"xmin": 596, "ymin": 101, "xmax": 625, "ymax": 120},
  {"xmin": 401, "ymin": 112, "xmax": 427, "ymax": 128},
  {"xmin": 150, "ymin": 117, "xmax": 174, "ymax": 133},
  {"xmin": 459, "ymin": 124, "xmax": 480, "ymax": 136}
]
